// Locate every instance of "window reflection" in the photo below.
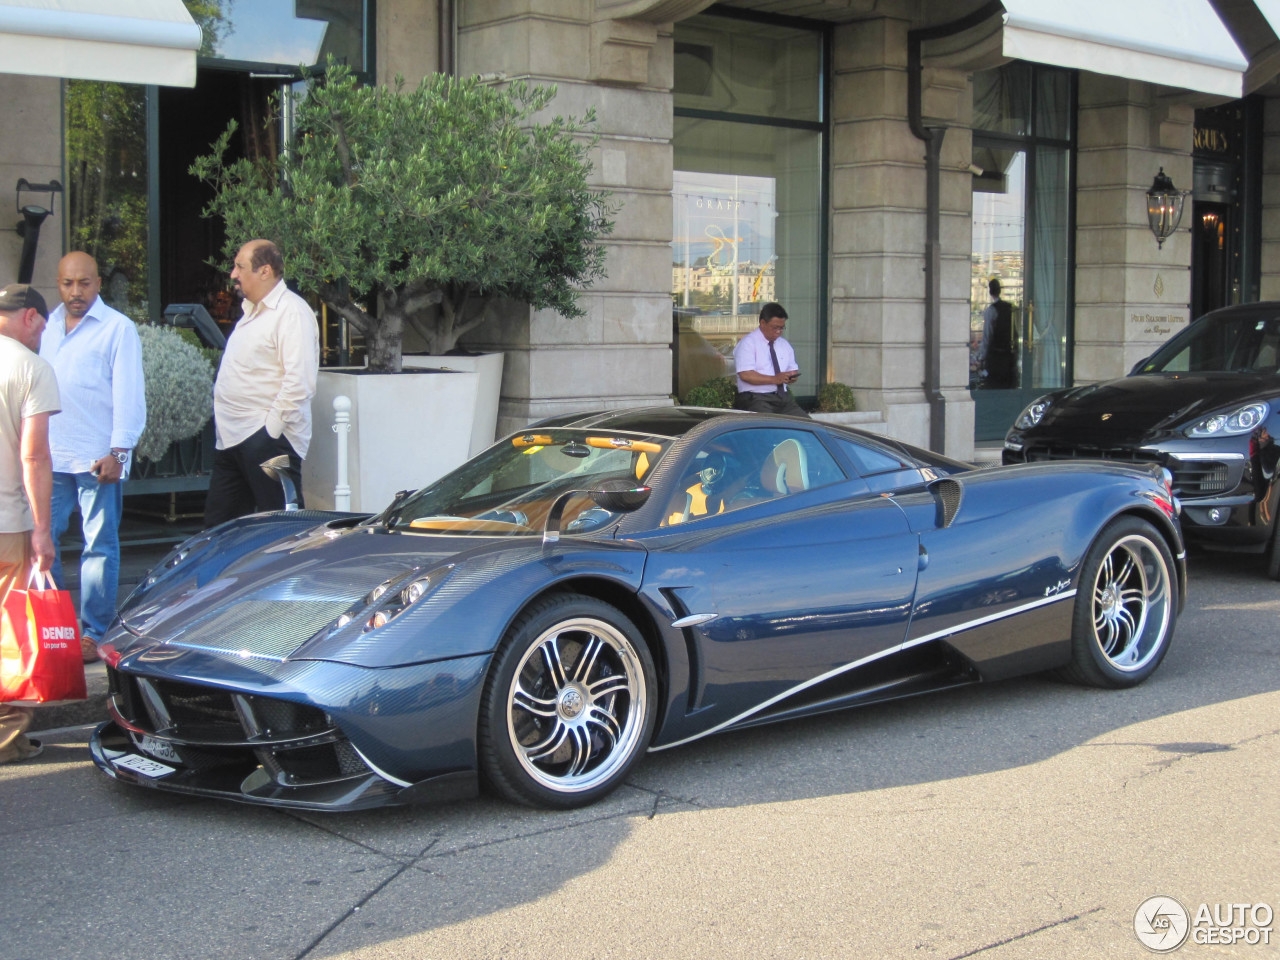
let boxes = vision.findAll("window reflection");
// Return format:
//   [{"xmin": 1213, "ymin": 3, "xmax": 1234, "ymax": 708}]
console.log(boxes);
[
  {"xmin": 64, "ymin": 81, "xmax": 149, "ymax": 322},
  {"xmin": 184, "ymin": 0, "xmax": 364, "ymax": 70}
]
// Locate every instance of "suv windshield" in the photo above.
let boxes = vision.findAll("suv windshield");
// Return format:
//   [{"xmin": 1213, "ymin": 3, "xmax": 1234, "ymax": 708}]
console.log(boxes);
[
  {"xmin": 1141, "ymin": 310, "xmax": 1280, "ymax": 374},
  {"xmin": 381, "ymin": 430, "xmax": 671, "ymax": 536}
]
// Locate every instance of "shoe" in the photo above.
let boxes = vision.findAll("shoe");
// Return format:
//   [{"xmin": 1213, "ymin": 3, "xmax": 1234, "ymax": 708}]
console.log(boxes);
[
  {"xmin": 7, "ymin": 738, "xmax": 43, "ymax": 762},
  {"xmin": 81, "ymin": 635, "xmax": 100, "ymax": 663}
]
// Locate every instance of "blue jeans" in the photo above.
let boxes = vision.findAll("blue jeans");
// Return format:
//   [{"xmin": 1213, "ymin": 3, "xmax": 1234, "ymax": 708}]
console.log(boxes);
[{"xmin": 51, "ymin": 472, "xmax": 123, "ymax": 640}]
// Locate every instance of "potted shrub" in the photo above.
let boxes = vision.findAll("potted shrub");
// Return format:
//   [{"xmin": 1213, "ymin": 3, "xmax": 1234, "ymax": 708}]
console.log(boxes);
[
  {"xmin": 682, "ymin": 376, "xmax": 737, "ymax": 409},
  {"xmin": 811, "ymin": 381, "xmax": 870, "ymax": 428},
  {"xmin": 131, "ymin": 324, "xmax": 216, "ymax": 483},
  {"xmin": 190, "ymin": 61, "xmax": 615, "ymax": 508}
]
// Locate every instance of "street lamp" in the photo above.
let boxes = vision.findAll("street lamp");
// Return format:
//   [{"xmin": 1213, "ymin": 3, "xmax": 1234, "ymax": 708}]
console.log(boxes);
[{"xmin": 1146, "ymin": 168, "xmax": 1187, "ymax": 249}]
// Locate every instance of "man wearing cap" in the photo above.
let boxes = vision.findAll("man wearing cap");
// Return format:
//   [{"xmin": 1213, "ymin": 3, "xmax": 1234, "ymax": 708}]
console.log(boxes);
[
  {"xmin": 0, "ymin": 284, "xmax": 60, "ymax": 764},
  {"xmin": 40, "ymin": 252, "xmax": 146, "ymax": 664}
]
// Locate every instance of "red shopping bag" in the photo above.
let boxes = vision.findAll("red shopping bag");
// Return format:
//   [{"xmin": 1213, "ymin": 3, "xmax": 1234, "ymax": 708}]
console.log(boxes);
[{"xmin": 0, "ymin": 569, "xmax": 87, "ymax": 702}]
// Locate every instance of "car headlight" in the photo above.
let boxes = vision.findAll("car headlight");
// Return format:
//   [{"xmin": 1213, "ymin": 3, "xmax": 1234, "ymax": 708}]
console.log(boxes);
[
  {"xmin": 1013, "ymin": 396, "xmax": 1053, "ymax": 430},
  {"xmin": 329, "ymin": 564, "xmax": 455, "ymax": 635},
  {"xmin": 1185, "ymin": 402, "xmax": 1269, "ymax": 437}
]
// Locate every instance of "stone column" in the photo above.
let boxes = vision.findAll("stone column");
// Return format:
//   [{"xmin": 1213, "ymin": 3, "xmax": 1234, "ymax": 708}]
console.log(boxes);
[
  {"xmin": 829, "ymin": 16, "xmax": 974, "ymax": 457},
  {"xmin": 1074, "ymin": 75, "xmax": 1194, "ymax": 383},
  {"xmin": 455, "ymin": 2, "xmax": 677, "ymax": 436},
  {"xmin": 376, "ymin": 0, "xmax": 441, "ymax": 86}
]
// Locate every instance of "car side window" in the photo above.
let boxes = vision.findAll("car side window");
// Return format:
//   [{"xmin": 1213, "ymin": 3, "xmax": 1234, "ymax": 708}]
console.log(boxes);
[
  {"xmin": 662, "ymin": 428, "xmax": 845, "ymax": 526},
  {"xmin": 830, "ymin": 435, "xmax": 911, "ymax": 477}
]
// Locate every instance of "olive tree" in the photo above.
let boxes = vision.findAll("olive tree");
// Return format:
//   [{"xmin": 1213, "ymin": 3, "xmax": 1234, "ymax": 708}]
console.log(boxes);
[{"xmin": 191, "ymin": 62, "xmax": 614, "ymax": 371}]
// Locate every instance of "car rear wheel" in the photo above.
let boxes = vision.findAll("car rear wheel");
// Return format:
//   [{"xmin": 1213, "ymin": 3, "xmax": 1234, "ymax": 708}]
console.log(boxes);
[
  {"xmin": 478, "ymin": 593, "xmax": 657, "ymax": 808},
  {"xmin": 1060, "ymin": 517, "xmax": 1177, "ymax": 688}
]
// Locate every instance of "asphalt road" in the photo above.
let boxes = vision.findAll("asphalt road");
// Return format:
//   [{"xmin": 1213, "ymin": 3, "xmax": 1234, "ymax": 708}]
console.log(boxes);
[{"xmin": 3, "ymin": 549, "xmax": 1277, "ymax": 960}]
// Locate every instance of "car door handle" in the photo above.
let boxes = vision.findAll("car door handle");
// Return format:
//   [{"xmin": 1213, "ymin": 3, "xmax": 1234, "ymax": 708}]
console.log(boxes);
[{"xmin": 918, "ymin": 543, "xmax": 929, "ymax": 571}]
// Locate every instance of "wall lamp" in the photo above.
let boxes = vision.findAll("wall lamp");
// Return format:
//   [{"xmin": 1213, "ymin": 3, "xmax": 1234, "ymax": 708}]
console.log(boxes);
[
  {"xmin": 1146, "ymin": 168, "xmax": 1188, "ymax": 249},
  {"xmin": 15, "ymin": 178, "xmax": 63, "ymax": 284}
]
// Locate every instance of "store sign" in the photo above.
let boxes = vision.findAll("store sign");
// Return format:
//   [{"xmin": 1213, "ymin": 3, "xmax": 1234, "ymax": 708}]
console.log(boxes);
[{"xmin": 1193, "ymin": 125, "xmax": 1231, "ymax": 156}]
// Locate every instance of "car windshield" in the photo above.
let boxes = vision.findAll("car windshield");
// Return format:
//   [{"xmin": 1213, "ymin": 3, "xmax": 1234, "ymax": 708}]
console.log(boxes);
[
  {"xmin": 1141, "ymin": 310, "xmax": 1280, "ymax": 374},
  {"xmin": 380, "ymin": 429, "xmax": 672, "ymax": 535}
]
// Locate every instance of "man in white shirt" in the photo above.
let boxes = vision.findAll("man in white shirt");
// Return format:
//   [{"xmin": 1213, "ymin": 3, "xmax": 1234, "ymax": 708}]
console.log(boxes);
[
  {"xmin": 732, "ymin": 302, "xmax": 808, "ymax": 417},
  {"xmin": 205, "ymin": 239, "xmax": 319, "ymax": 528},
  {"xmin": 41, "ymin": 253, "xmax": 146, "ymax": 663}
]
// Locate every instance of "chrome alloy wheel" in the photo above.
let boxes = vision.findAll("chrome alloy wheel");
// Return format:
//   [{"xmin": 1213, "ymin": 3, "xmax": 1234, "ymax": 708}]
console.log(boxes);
[
  {"xmin": 505, "ymin": 617, "xmax": 647, "ymax": 794},
  {"xmin": 1088, "ymin": 533, "xmax": 1173, "ymax": 672}
]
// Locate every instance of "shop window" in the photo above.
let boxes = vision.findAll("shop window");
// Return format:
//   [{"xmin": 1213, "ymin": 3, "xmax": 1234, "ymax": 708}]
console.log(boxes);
[{"xmin": 672, "ymin": 13, "xmax": 825, "ymax": 405}]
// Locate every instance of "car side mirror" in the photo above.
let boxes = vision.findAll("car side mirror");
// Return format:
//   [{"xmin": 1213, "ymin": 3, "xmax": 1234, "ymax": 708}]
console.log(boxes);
[
  {"xmin": 543, "ymin": 479, "xmax": 652, "ymax": 544},
  {"xmin": 1129, "ymin": 356, "xmax": 1149, "ymax": 376},
  {"xmin": 260, "ymin": 455, "xmax": 299, "ymax": 511},
  {"xmin": 590, "ymin": 477, "xmax": 652, "ymax": 513}
]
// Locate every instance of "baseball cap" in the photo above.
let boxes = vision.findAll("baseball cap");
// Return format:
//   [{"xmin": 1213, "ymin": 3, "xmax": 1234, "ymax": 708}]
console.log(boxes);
[{"xmin": 0, "ymin": 284, "xmax": 48, "ymax": 316}]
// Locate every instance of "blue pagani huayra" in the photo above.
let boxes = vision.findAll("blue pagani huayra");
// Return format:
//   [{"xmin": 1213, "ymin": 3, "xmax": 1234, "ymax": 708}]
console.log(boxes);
[{"xmin": 90, "ymin": 407, "xmax": 1186, "ymax": 811}]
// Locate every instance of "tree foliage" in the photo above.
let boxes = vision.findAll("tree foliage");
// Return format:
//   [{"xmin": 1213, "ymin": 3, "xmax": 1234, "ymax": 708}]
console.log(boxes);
[{"xmin": 191, "ymin": 61, "xmax": 615, "ymax": 371}]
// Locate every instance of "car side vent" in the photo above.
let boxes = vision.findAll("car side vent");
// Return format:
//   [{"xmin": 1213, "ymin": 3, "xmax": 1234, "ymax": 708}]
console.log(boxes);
[{"xmin": 930, "ymin": 478, "xmax": 964, "ymax": 528}]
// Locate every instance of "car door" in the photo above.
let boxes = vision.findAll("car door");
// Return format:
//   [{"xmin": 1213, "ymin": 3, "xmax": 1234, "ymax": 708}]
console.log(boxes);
[{"xmin": 634, "ymin": 425, "xmax": 921, "ymax": 739}]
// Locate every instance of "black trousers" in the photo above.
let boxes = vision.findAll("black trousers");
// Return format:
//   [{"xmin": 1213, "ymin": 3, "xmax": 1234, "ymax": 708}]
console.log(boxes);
[
  {"xmin": 204, "ymin": 427, "xmax": 304, "ymax": 528},
  {"xmin": 733, "ymin": 390, "xmax": 809, "ymax": 418}
]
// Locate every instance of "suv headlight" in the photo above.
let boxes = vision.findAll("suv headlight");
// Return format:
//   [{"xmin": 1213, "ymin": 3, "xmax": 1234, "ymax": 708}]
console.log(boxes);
[
  {"xmin": 1185, "ymin": 402, "xmax": 1269, "ymax": 437},
  {"xmin": 1013, "ymin": 396, "xmax": 1053, "ymax": 430}
]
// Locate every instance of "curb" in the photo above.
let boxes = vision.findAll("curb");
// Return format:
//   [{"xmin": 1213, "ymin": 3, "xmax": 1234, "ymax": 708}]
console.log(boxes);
[{"xmin": 28, "ymin": 661, "xmax": 109, "ymax": 734}]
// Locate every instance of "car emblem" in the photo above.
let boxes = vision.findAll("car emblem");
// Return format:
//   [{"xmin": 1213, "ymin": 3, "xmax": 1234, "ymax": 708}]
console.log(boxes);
[
  {"xmin": 559, "ymin": 688, "xmax": 585, "ymax": 719},
  {"xmin": 1101, "ymin": 413, "xmax": 1113, "ymax": 421}
]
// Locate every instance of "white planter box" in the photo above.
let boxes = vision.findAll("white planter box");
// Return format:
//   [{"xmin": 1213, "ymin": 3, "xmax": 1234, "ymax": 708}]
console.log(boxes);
[
  {"xmin": 304, "ymin": 360, "xmax": 499, "ymax": 512},
  {"xmin": 811, "ymin": 410, "xmax": 888, "ymax": 434},
  {"xmin": 402, "ymin": 351, "xmax": 504, "ymax": 457}
]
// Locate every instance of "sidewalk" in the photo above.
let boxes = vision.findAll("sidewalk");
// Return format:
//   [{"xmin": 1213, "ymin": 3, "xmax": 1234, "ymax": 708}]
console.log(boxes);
[{"xmin": 27, "ymin": 513, "xmax": 201, "ymax": 732}]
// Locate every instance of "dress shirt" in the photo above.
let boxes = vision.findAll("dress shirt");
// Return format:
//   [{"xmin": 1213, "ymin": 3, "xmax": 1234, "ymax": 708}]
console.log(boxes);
[
  {"xmin": 734, "ymin": 326, "xmax": 798, "ymax": 394},
  {"xmin": 214, "ymin": 278, "xmax": 320, "ymax": 457},
  {"xmin": 41, "ymin": 296, "xmax": 146, "ymax": 477}
]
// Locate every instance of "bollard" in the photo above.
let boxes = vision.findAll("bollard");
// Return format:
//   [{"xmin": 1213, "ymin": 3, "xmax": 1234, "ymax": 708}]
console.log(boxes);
[{"xmin": 332, "ymin": 394, "xmax": 352, "ymax": 510}]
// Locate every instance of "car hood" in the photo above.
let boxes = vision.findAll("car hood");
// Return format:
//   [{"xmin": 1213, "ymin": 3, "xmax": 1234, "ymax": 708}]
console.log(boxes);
[
  {"xmin": 117, "ymin": 524, "xmax": 518, "ymax": 662},
  {"xmin": 1028, "ymin": 373, "xmax": 1279, "ymax": 444}
]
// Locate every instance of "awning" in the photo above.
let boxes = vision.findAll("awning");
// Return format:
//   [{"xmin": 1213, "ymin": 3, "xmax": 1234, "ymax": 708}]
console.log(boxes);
[
  {"xmin": 0, "ymin": 0, "xmax": 201, "ymax": 87},
  {"xmin": 1000, "ymin": 0, "xmax": 1248, "ymax": 98}
]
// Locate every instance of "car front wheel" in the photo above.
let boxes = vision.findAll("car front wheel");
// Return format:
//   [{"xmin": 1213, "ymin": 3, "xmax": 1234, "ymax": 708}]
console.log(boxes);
[
  {"xmin": 478, "ymin": 593, "xmax": 657, "ymax": 808},
  {"xmin": 1060, "ymin": 516, "xmax": 1177, "ymax": 688},
  {"xmin": 1264, "ymin": 516, "xmax": 1280, "ymax": 581}
]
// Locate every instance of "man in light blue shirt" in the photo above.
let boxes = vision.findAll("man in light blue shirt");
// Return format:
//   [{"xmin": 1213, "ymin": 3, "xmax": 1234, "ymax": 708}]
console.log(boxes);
[{"xmin": 40, "ymin": 252, "xmax": 146, "ymax": 662}]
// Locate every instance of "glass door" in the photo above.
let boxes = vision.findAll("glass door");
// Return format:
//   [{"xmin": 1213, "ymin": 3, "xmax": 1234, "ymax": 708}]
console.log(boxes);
[{"xmin": 969, "ymin": 63, "xmax": 1074, "ymax": 442}]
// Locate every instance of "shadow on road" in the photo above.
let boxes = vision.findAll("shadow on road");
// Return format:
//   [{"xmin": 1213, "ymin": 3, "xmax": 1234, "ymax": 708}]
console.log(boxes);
[{"xmin": 4, "ymin": 549, "xmax": 1276, "ymax": 960}]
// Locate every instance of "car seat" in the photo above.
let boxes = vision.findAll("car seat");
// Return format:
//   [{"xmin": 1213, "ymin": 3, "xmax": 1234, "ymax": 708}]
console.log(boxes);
[{"xmin": 760, "ymin": 438, "xmax": 809, "ymax": 496}]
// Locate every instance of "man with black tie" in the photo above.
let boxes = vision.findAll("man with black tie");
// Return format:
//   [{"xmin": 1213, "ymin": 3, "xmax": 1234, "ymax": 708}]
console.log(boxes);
[{"xmin": 732, "ymin": 302, "xmax": 808, "ymax": 417}]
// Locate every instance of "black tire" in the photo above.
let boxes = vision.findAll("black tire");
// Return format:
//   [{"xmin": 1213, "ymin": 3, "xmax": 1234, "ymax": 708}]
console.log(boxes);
[
  {"xmin": 1059, "ymin": 516, "xmax": 1178, "ymax": 688},
  {"xmin": 1265, "ymin": 518, "xmax": 1280, "ymax": 581},
  {"xmin": 477, "ymin": 593, "xmax": 658, "ymax": 809}
]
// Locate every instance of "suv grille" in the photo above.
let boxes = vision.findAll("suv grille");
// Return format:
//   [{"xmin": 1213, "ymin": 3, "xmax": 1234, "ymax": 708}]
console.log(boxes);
[{"xmin": 1021, "ymin": 444, "xmax": 1233, "ymax": 497}]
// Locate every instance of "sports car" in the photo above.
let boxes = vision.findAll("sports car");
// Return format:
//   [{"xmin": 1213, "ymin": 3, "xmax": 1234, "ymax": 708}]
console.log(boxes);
[
  {"xmin": 1002, "ymin": 301, "xmax": 1280, "ymax": 578},
  {"xmin": 91, "ymin": 407, "xmax": 1185, "ymax": 811}
]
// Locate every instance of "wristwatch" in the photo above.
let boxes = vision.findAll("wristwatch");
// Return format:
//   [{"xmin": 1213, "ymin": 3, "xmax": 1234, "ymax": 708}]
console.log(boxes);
[{"xmin": 110, "ymin": 450, "xmax": 130, "ymax": 464}]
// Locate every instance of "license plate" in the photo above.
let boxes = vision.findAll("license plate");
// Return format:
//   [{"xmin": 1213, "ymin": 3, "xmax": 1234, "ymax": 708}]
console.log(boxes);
[
  {"xmin": 135, "ymin": 734, "xmax": 182, "ymax": 765},
  {"xmin": 112, "ymin": 753, "xmax": 176, "ymax": 778}
]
